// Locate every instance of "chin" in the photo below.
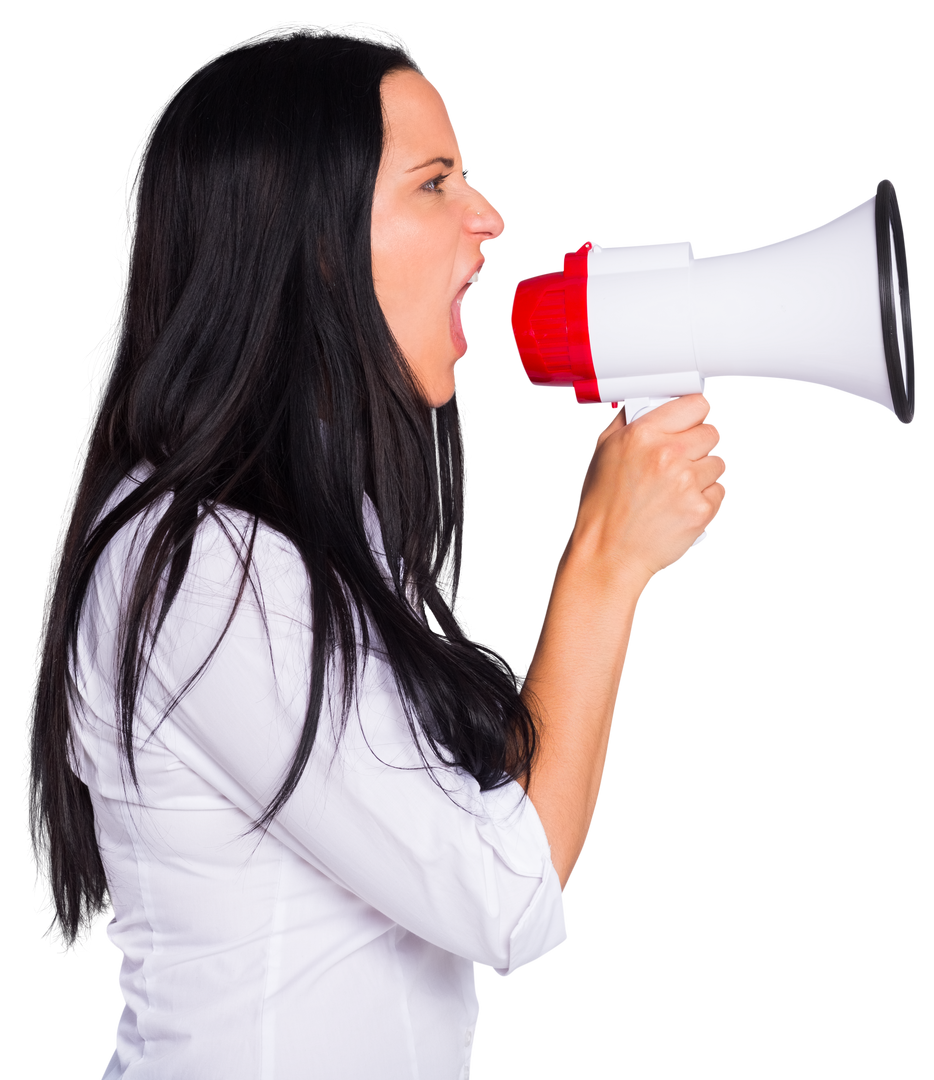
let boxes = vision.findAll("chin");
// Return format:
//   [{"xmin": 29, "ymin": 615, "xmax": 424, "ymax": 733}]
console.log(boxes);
[{"xmin": 426, "ymin": 385, "xmax": 456, "ymax": 408}]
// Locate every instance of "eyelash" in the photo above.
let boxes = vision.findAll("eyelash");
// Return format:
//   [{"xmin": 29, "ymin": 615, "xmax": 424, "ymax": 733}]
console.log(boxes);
[
  {"xmin": 422, "ymin": 172, "xmax": 450, "ymax": 193},
  {"xmin": 421, "ymin": 169, "xmax": 469, "ymax": 193}
]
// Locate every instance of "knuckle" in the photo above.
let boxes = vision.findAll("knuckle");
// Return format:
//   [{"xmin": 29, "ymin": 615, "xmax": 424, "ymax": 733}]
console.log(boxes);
[
  {"xmin": 654, "ymin": 443, "xmax": 675, "ymax": 471},
  {"xmin": 677, "ymin": 467, "xmax": 694, "ymax": 492}
]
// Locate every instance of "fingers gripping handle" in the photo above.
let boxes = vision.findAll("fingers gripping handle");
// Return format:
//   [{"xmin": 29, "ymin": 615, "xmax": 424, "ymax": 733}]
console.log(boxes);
[{"xmin": 623, "ymin": 397, "xmax": 707, "ymax": 547}]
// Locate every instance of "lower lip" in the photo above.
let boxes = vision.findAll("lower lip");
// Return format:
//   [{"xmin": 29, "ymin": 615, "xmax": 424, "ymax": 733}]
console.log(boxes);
[{"xmin": 450, "ymin": 283, "xmax": 471, "ymax": 354}]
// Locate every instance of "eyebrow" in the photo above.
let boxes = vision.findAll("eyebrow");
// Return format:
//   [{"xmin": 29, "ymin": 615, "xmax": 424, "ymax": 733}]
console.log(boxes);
[{"xmin": 405, "ymin": 156, "xmax": 455, "ymax": 173}]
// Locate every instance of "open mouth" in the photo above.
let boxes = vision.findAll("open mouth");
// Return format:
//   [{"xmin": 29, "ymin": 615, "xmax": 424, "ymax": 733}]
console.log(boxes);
[
  {"xmin": 449, "ymin": 287, "xmax": 470, "ymax": 354},
  {"xmin": 449, "ymin": 267, "xmax": 483, "ymax": 356}
]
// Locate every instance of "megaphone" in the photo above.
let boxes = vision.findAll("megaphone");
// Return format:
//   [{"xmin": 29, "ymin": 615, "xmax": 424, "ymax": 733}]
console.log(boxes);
[{"xmin": 512, "ymin": 180, "xmax": 914, "ymax": 425}]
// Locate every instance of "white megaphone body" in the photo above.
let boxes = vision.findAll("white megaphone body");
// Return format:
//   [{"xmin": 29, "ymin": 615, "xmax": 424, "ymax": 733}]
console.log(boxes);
[{"xmin": 512, "ymin": 181, "xmax": 914, "ymax": 427}]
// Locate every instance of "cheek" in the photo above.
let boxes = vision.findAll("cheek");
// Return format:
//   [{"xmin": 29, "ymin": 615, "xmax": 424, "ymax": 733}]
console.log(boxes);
[
  {"xmin": 371, "ymin": 199, "xmax": 455, "ymax": 328},
  {"xmin": 393, "ymin": 242, "xmax": 442, "ymax": 303},
  {"xmin": 371, "ymin": 195, "xmax": 398, "ymax": 280},
  {"xmin": 373, "ymin": 218, "xmax": 420, "ymax": 306}
]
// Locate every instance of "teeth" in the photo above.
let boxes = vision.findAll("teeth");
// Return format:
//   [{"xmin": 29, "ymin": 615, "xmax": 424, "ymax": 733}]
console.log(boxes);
[{"xmin": 468, "ymin": 271, "xmax": 479, "ymax": 284}]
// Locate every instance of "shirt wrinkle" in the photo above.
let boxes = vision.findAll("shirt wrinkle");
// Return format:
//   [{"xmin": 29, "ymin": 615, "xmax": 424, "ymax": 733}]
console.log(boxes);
[{"xmin": 74, "ymin": 467, "xmax": 565, "ymax": 1079}]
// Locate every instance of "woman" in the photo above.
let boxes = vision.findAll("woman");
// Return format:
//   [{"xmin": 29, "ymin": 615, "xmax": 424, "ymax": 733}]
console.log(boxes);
[{"xmin": 30, "ymin": 30, "xmax": 724, "ymax": 1079}]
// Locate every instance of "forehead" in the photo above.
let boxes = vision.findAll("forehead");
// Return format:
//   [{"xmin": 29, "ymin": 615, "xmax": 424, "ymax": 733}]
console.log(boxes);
[{"xmin": 379, "ymin": 70, "xmax": 458, "ymax": 166}]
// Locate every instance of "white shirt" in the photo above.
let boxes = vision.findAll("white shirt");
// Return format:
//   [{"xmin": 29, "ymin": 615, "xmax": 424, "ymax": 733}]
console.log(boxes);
[{"xmin": 71, "ymin": 471, "xmax": 565, "ymax": 1080}]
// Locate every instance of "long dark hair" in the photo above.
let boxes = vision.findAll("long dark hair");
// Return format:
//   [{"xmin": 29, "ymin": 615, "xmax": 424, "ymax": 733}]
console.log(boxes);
[{"xmin": 30, "ymin": 30, "xmax": 536, "ymax": 945}]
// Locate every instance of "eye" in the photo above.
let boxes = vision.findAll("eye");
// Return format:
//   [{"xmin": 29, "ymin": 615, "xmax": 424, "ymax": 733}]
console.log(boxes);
[{"xmin": 421, "ymin": 171, "xmax": 452, "ymax": 193}]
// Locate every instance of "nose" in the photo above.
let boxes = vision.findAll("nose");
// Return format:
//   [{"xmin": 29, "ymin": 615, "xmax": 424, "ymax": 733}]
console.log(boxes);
[{"xmin": 466, "ymin": 194, "xmax": 504, "ymax": 240}]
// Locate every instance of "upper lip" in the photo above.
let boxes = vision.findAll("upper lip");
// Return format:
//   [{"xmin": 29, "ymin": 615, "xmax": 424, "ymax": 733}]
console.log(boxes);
[{"xmin": 457, "ymin": 259, "xmax": 485, "ymax": 296}]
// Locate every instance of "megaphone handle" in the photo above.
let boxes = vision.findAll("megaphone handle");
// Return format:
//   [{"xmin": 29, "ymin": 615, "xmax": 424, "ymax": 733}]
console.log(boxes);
[{"xmin": 623, "ymin": 397, "xmax": 707, "ymax": 546}]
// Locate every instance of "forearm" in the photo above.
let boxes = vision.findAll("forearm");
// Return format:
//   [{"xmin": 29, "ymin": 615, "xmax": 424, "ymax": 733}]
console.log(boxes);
[{"xmin": 522, "ymin": 530, "xmax": 649, "ymax": 888}]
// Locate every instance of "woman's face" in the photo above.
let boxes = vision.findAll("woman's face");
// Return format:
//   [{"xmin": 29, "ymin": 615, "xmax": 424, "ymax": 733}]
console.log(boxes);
[{"xmin": 372, "ymin": 70, "xmax": 504, "ymax": 407}]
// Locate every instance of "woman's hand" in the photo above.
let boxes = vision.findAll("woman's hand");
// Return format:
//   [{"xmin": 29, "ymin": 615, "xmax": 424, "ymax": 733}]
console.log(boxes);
[{"xmin": 572, "ymin": 394, "xmax": 725, "ymax": 587}]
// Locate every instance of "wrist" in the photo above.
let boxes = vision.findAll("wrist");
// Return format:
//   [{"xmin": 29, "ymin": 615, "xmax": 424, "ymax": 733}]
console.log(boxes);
[{"xmin": 557, "ymin": 533, "xmax": 652, "ymax": 609}]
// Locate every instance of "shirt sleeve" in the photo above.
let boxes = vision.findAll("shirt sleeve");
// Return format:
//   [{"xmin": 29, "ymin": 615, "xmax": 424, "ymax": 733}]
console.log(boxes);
[{"xmin": 121, "ymin": 508, "xmax": 565, "ymax": 975}]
